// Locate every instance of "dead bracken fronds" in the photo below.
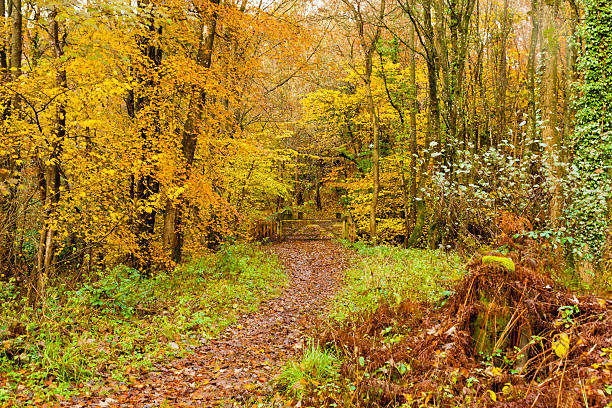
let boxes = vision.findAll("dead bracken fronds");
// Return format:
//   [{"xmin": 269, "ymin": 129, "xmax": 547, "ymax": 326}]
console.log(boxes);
[{"xmin": 315, "ymin": 258, "xmax": 612, "ymax": 407}]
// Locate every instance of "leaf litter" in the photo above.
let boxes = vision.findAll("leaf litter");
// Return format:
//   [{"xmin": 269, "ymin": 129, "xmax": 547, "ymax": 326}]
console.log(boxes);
[{"xmin": 65, "ymin": 241, "xmax": 351, "ymax": 407}]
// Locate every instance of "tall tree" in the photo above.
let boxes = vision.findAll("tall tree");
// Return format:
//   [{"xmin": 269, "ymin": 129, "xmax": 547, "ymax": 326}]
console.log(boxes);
[
  {"xmin": 126, "ymin": 2, "xmax": 163, "ymax": 274},
  {"xmin": 162, "ymin": 0, "xmax": 220, "ymax": 263},
  {"xmin": 0, "ymin": 0, "xmax": 20, "ymax": 275},
  {"xmin": 540, "ymin": 0, "xmax": 562, "ymax": 225},
  {"xmin": 340, "ymin": 0, "xmax": 386, "ymax": 242},
  {"xmin": 32, "ymin": 6, "xmax": 66, "ymax": 304},
  {"xmin": 398, "ymin": 0, "xmax": 441, "ymax": 247},
  {"xmin": 525, "ymin": 0, "xmax": 540, "ymax": 151},
  {"xmin": 495, "ymin": 0, "xmax": 510, "ymax": 142}
]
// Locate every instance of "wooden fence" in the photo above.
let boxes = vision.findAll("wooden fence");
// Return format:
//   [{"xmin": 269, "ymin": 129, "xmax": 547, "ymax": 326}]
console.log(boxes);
[{"xmin": 254, "ymin": 215, "xmax": 355, "ymax": 242}]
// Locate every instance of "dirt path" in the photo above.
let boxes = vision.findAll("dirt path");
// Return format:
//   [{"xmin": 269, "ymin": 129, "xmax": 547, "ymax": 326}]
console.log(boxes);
[{"xmin": 71, "ymin": 241, "xmax": 350, "ymax": 407}]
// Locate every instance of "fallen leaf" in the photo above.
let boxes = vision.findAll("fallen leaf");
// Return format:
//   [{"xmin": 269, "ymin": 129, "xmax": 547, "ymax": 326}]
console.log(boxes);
[{"xmin": 552, "ymin": 333, "xmax": 570, "ymax": 358}]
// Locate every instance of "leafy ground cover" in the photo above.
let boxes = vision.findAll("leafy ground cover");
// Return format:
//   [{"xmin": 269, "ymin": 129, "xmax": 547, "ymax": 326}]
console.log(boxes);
[
  {"xmin": 277, "ymin": 245, "xmax": 612, "ymax": 407},
  {"xmin": 0, "ymin": 243, "xmax": 286, "ymax": 406},
  {"xmin": 275, "ymin": 243, "xmax": 466, "ymax": 404},
  {"xmin": 329, "ymin": 241, "xmax": 466, "ymax": 321}
]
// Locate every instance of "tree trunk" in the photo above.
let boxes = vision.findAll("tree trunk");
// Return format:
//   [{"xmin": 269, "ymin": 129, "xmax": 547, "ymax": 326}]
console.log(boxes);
[
  {"xmin": 340, "ymin": 0, "xmax": 385, "ymax": 241},
  {"xmin": 162, "ymin": 0, "xmax": 220, "ymax": 263},
  {"xmin": 401, "ymin": 0, "xmax": 439, "ymax": 248},
  {"xmin": 0, "ymin": 0, "xmax": 6, "ymax": 71},
  {"xmin": 526, "ymin": 0, "xmax": 539, "ymax": 153},
  {"xmin": 0, "ymin": 168, "xmax": 17, "ymax": 276},
  {"xmin": 0, "ymin": 0, "xmax": 20, "ymax": 276},
  {"xmin": 33, "ymin": 7, "xmax": 65, "ymax": 305},
  {"xmin": 8, "ymin": 0, "xmax": 21, "ymax": 117},
  {"xmin": 127, "ymin": 3, "xmax": 164, "ymax": 273},
  {"xmin": 496, "ymin": 0, "xmax": 510, "ymax": 141},
  {"xmin": 540, "ymin": 0, "xmax": 561, "ymax": 225},
  {"xmin": 365, "ymin": 74, "xmax": 380, "ymax": 241},
  {"xmin": 407, "ymin": 24, "xmax": 418, "ymax": 247}
]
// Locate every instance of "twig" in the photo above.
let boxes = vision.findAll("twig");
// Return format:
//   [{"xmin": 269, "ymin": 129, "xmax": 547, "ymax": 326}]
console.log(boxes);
[
  {"xmin": 556, "ymin": 352, "xmax": 569, "ymax": 408},
  {"xmin": 577, "ymin": 367, "xmax": 589, "ymax": 408}
]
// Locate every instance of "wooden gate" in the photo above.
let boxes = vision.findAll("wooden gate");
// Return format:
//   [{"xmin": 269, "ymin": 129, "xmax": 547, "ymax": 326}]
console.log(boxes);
[
  {"xmin": 254, "ymin": 216, "xmax": 355, "ymax": 241},
  {"xmin": 253, "ymin": 220, "xmax": 281, "ymax": 241}
]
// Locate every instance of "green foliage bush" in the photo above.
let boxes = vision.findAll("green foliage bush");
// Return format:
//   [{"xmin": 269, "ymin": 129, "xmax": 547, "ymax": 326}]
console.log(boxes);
[{"xmin": 74, "ymin": 266, "xmax": 154, "ymax": 317}]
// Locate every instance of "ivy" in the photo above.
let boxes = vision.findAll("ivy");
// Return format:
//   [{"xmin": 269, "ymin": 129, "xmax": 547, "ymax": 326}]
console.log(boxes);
[{"xmin": 569, "ymin": 0, "xmax": 612, "ymax": 262}]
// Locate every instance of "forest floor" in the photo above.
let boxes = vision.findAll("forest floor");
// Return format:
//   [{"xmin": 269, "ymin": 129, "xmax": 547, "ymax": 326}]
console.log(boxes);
[{"xmin": 66, "ymin": 240, "xmax": 351, "ymax": 407}]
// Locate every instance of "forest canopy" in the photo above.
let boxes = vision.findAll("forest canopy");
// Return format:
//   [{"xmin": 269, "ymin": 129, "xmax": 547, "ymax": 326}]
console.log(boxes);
[{"xmin": 0, "ymin": 0, "xmax": 610, "ymax": 299}]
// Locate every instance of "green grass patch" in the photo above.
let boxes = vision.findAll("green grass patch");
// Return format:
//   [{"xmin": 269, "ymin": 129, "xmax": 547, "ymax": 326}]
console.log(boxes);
[
  {"xmin": 0, "ymin": 243, "xmax": 286, "ymax": 406},
  {"xmin": 330, "ymin": 241, "xmax": 466, "ymax": 321},
  {"xmin": 276, "ymin": 342, "xmax": 341, "ymax": 399}
]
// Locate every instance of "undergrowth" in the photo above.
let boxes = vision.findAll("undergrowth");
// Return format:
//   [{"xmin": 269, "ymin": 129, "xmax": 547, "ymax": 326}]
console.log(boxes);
[
  {"xmin": 276, "ymin": 342, "xmax": 341, "ymax": 399},
  {"xmin": 330, "ymin": 241, "xmax": 465, "ymax": 321},
  {"xmin": 0, "ymin": 243, "xmax": 286, "ymax": 406},
  {"xmin": 275, "ymin": 243, "xmax": 466, "ymax": 405},
  {"xmin": 278, "ymin": 242, "xmax": 611, "ymax": 407}
]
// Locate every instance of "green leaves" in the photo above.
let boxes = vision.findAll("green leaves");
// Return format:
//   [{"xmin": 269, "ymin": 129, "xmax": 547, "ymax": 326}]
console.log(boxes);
[{"xmin": 569, "ymin": 0, "xmax": 612, "ymax": 265}]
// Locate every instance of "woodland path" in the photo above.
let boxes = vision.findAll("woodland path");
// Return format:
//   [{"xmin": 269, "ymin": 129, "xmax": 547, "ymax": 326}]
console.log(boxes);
[{"xmin": 70, "ymin": 241, "xmax": 350, "ymax": 407}]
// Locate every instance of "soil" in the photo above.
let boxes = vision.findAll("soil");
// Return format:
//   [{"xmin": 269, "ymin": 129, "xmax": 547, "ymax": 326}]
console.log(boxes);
[{"xmin": 66, "ymin": 240, "xmax": 351, "ymax": 407}]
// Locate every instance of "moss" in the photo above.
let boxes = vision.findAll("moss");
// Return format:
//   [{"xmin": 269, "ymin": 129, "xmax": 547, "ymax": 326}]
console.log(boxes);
[
  {"xmin": 482, "ymin": 256, "xmax": 515, "ymax": 272},
  {"xmin": 405, "ymin": 200, "xmax": 426, "ymax": 248}
]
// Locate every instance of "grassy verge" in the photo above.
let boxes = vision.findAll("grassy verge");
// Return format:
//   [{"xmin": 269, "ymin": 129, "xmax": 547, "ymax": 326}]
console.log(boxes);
[
  {"xmin": 0, "ymin": 243, "xmax": 286, "ymax": 406},
  {"xmin": 330, "ymin": 241, "xmax": 466, "ymax": 321},
  {"xmin": 275, "ymin": 242, "xmax": 466, "ymax": 404},
  {"xmin": 276, "ymin": 342, "xmax": 341, "ymax": 400}
]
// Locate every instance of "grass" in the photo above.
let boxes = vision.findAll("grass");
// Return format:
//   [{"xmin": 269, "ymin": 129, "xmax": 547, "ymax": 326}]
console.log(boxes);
[
  {"xmin": 275, "ymin": 241, "xmax": 466, "ymax": 404},
  {"xmin": 0, "ymin": 243, "xmax": 286, "ymax": 406},
  {"xmin": 276, "ymin": 342, "xmax": 341, "ymax": 399},
  {"xmin": 329, "ymin": 241, "xmax": 466, "ymax": 321}
]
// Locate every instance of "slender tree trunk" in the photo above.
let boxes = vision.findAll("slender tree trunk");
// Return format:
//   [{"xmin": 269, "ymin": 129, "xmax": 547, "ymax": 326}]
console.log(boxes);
[
  {"xmin": 9, "ymin": 0, "xmax": 19, "ymax": 79},
  {"xmin": 433, "ymin": 0, "xmax": 450, "ymax": 158},
  {"xmin": 0, "ymin": 0, "xmax": 6, "ymax": 71},
  {"xmin": 540, "ymin": 0, "xmax": 561, "ymax": 225},
  {"xmin": 405, "ymin": 0, "xmax": 439, "ymax": 248},
  {"xmin": 407, "ymin": 24, "xmax": 418, "ymax": 247},
  {"xmin": 33, "ymin": 7, "xmax": 65, "ymax": 305},
  {"xmin": 33, "ymin": 164, "xmax": 46, "ymax": 304},
  {"xmin": 163, "ymin": 0, "xmax": 220, "ymax": 263},
  {"xmin": 127, "ymin": 3, "xmax": 163, "ymax": 273},
  {"xmin": 0, "ymin": 0, "xmax": 19, "ymax": 276},
  {"xmin": 496, "ymin": 0, "xmax": 510, "ymax": 141},
  {"xmin": 526, "ymin": 0, "xmax": 539, "ymax": 151},
  {"xmin": 365, "ymin": 73, "xmax": 380, "ymax": 241},
  {"xmin": 340, "ymin": 0, "xmax": 385, "ymax": 241}
]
